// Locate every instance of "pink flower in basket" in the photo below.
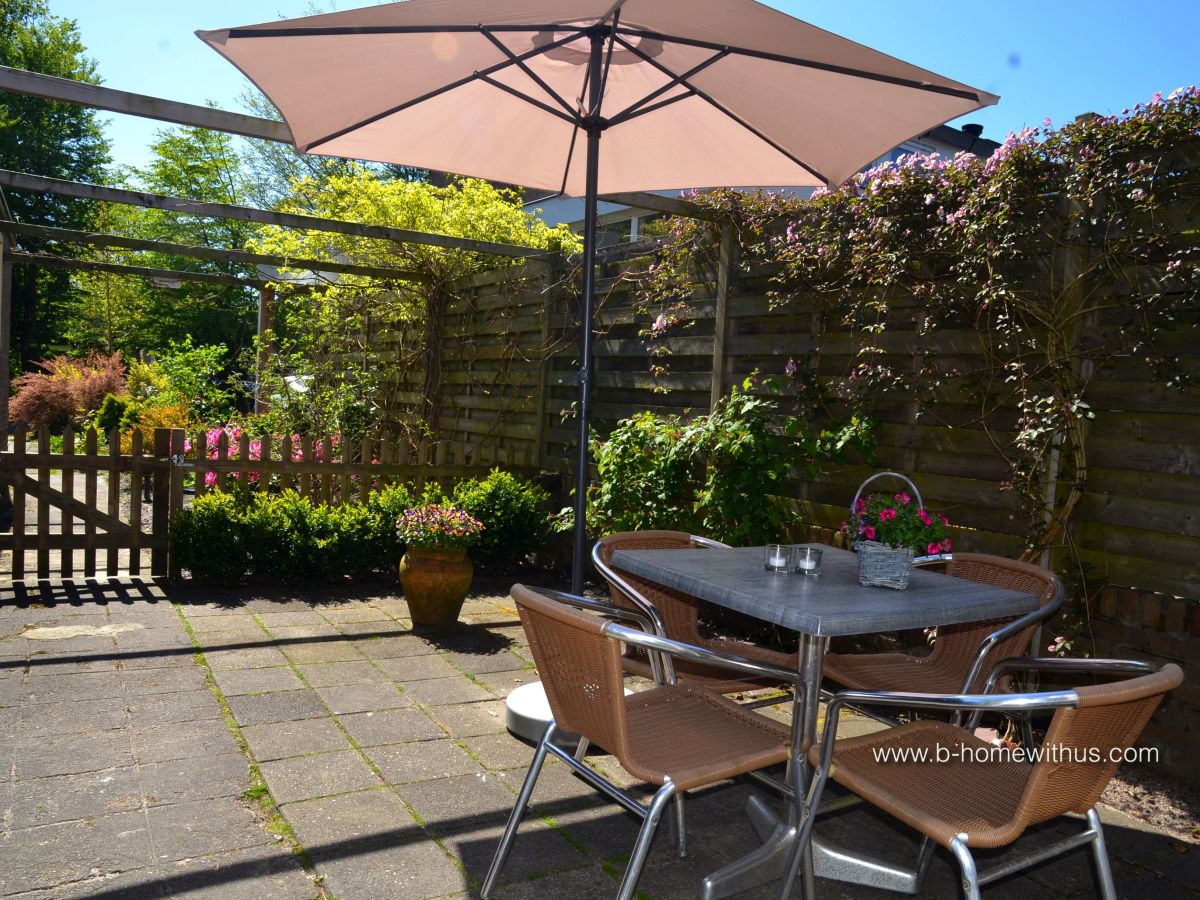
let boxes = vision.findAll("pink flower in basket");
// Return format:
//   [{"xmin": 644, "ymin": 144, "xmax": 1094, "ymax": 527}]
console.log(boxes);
[{"xmin": 879, "ymin": 508, "xmax": 897, "ymax": 522}]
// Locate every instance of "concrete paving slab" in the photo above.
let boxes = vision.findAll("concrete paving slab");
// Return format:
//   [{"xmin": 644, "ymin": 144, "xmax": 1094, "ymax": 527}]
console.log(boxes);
[
  {"xmin": 15, "ymin": 727, "xmax": 134, "ymax": 779},
  {"xmin": 354, "ymin": 635, "xmax": 440, "ymax": 659},
  {"xmin": 146, "ymin": 797, "xmax": 271, "ymax": 863},
  {"xmin": 448, "ymin": 815, "xmax": 591, "ymax": 886},
  {"xmin": 339, "ymin": 708, "xmax": 445, "ymax": 746},
  {"xmin": 306, "ymin": 834, "xmax": 466, "ymax": 900},
  {"xmin": 429, "ymin": 699, "xmax": 509, "ymax": 738},
  {"xmin": 11, "ymin": 766, "xmax": 143, "ymax": 827},
  {"xmin": 225, "ymin": 689, "xmax": 328, "ymax": 726},
  {"xmin": 398, "ymin": 771, "xmax": 517, "ymax": 834},
  {"xmin": 258, "ymin": 749, "xmax": 382, "ymax": 806},
  {"xmin": 18, "ymin": 696, "xmax": 127, "ymax": 737},
  {"xmin": 295, "ymin": 660, "xmax": 384, "ymax": 687},
  {"xmin": 403, "ymin": 674, "xmax": 496, "ymax": 707},
  {"xmin": 0, "ymin": 810, "xmax": 154, "ymax": 895},
  {"xmin": 241, "ymin": 718, "xmax": 351, "ymax": 762},
  {"xmin": 280, "ymin": 640, "xmax": 366, "ymax": 665},
  {"xmin": 132, "ymin": 718, "xmax": 240, "ymax": 764},
  {"xmin": 126, "ymin": 689, "xmax": 223, "ymax": 726},
  {"xmin": 283, "ymin": 787, "xmax": 417, "ymax": 850},
  {"xmin": 213, "ymin": 666, "xmax": 305, "ymax": 696},
  {"xmin": 147, "ymin": 843, "xmax": 318, "ymax": 900},
  {"xmin": 313, "ymin": 681, "xmax": 410, "ymax": 715},
  {"xmin": 366, "ymin": 738, "xmax": 483, "ymax": 785},
  {"xmin": 140, "ymin": 753, "xmax": 250, "ymax": 807},
  {"xmin": 372, "ymin": 652, "xmax": 461, "ymax": 682}
]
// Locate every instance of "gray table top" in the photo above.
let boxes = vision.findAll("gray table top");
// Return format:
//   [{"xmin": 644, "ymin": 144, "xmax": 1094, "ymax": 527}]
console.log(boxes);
[{"xmin": 609, "ymin": 545, "xmax": 1039, "ymax": 637}]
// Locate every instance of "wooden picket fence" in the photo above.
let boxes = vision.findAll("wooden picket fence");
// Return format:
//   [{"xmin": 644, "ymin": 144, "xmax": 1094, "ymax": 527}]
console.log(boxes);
[{"xmin": 0, "ymin": 426, "xmax": 541, "ymax": 582}]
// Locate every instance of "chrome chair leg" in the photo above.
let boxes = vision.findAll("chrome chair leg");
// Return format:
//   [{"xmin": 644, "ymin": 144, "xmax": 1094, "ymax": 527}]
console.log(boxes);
[
  {"xmin": 673, "ymin": 793, "xmax": 687, "ymax": 858},
  {"xmin": 1087, "ymin": 807, "xmax": 1117, "ymax": 900},
  {"xmin": 949, "ymin": 835, "xmax": 981, "ymax": 900},
  {"xmin": 617, "ymin": 780, "xmax": 677, "ymax": 900},
  {"xmin": 481, "ymin": 722, "xmax": 555, "ymax": 898}
]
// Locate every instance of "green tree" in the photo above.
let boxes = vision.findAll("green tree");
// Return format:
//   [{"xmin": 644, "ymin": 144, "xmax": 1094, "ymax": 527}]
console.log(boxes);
[
  {"xmin": 250, "ymin": 167, "xmax": 578, "ymax": 439},
  {"xmin": 0, "ymin": 0, "xmax": 110, "ymax": 369},
  {"xmin": 66, "ymin": 126, "xmax": 258, "ymax": 362}
]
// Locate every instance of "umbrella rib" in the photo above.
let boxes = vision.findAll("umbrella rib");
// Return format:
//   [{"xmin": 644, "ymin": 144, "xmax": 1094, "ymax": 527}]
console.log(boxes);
[
  {"xmin": 303, "ymin": 28, "xmax": 586, "ymax": 153},
  {"xmin": 613, "ymin": 34, "xmax": 829, "ymax": 184},
  {"xmin": 477, "ymin": 74, "xmax": 578, "ymax": 125},
  {"xmin": 606, "ymin": 49, "xmax": 728, "ymax": 127},
  {"xmin": 225, "ymin": 24, "xmax": 582, "ymax": 37},
  {"xmin": 480, "ymin": 29, "xmax": 577, "ymax": 117},
  {"xmin": 612, "ymin": 26, "xmax": 983, "ymax": 102},
  {"xmin": 609, "ymin": 89, "xmax": 696, "ymax": 126}
]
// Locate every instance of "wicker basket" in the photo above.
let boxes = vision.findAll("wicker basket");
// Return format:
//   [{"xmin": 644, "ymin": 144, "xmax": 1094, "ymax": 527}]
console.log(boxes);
[
  {"xmin": 850, "ymin": 472, "xmax": 924, "ymax": 590},
  {"xmin": 853, "ymin": 540, "xmax": 916, "ymax": 589}
]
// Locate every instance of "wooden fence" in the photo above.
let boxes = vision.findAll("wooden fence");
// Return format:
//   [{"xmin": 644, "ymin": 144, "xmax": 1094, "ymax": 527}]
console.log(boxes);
[
  {"xmin": 0, "ymin": 426, "xmax": 539, "ymax": 582},
  {"xmin": 378, "ymin": 224, "xmax": 1200, "ymax": 604}
]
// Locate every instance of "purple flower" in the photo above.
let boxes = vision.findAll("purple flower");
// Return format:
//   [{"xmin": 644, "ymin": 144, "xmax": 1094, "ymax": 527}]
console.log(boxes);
[{"xmin": 784, "ymin": 358, "xmax": 798, "ymax": 377}]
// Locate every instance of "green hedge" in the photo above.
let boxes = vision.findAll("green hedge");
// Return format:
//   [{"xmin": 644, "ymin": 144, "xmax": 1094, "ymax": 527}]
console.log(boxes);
[{"xmin": 170, "ymin": 470, "xmax": 549, "ymax": 584}]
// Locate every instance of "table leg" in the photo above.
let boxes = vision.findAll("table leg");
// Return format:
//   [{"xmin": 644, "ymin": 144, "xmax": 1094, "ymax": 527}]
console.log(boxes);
[{"xmin": 700, "ymin": 633, "xmax": 827, "ymax": 900}]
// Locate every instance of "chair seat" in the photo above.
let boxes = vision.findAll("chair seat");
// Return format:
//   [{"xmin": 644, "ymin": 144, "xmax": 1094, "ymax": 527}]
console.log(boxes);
[
  {"xmin": 822, "ymin": 650, "xmax": 968, "ymax": 695},
  {"xmin": 623, "ymin": 685, "xmax": 792, "ymax": 791},
  {"xmin": 810, "ymin": 719, "xmax": 1032, "ymax": 849}
]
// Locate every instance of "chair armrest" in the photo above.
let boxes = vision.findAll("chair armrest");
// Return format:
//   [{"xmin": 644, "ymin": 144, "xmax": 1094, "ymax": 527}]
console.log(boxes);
[
  {"xmin": 525, "ymin": 587, "xmax": 655, "ymax": 633},
  {"xmin": 957, "ymin": 576, "xmax": 1066, "ymax": 694},
  {"xmin": 590, "ymin": 544, "xmax": 671, "ymax": 638},
  {"xmin": 689, "ymin": 534, "xmax": 732, "ymax": 550},
  {"xmin": 603, "ymin": 621, "xmax": 804, "ymax": 687},
  {"xmin": 982, "ymin": 656, "xmax": 1160, "ymax": 694}
]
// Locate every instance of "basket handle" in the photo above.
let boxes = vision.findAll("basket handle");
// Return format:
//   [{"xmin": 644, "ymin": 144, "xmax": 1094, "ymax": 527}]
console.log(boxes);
[{"xmin": 849, "ymin": 471, "xmax": 924, "ymax": 523}]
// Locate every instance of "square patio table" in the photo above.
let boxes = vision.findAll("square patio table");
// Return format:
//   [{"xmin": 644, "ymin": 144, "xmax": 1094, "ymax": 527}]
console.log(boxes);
[{"xmin": 609, "ymin": 543, "xmax": 1039, "ymax": 899}]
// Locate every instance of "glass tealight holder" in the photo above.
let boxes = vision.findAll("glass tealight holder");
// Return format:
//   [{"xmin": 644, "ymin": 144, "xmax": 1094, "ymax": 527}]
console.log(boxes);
[
  {"xmin": 792, "ymin": 545, "xmax": 823, "ymax": 576},
  {"xmin": 764, "ymin": 543, "xmax": 791, "ymax": 574}
]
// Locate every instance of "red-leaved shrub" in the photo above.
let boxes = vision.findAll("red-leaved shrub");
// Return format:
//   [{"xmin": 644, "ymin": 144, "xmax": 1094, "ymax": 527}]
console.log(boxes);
[{"xmin": 8, "ymin": 351, "xmax": 127, "ymax": 428}]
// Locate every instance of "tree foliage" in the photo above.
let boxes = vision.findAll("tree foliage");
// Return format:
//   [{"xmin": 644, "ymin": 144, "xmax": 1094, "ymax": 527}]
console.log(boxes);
[
  {"xmin": 0, "ymin": 0, "xmax": 110, "ymax": 369},
  {"xmin": 249, "ymin": 168, "xmax": 579, "ymax": 440}
]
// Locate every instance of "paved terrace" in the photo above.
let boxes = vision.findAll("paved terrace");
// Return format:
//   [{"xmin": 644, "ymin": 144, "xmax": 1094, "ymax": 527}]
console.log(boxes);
[{"xmin": 0, "ymin": 578, "xmax": 1195, "ymax": 899}]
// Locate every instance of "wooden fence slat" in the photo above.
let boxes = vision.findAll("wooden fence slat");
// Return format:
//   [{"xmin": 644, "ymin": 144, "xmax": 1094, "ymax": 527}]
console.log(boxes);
[
  {"xmin": 128, "ymin": 429, "xmax": 143, "ymax": 576},
  {"xmin": 106, "ymin": 427, "xmax": 120, "ymax": 576},
  {"xmin": 10, "ymin": 430, "xmax": 26, "ymax": 580},
  {"xmin": 300, "ymin": 436, "xmax": 313, "ymax": 500},
  {"xmin": 259, "ymin": 434, "xmax": 273, "ymax": 493},
  {"xmin": 151, "ymin": 428, "xmax": 171, "ymax": 576},
  {"xmin": 59, "ymin": 426, "xmax": 75, "ymax": 578},
  {"xmin": 235, "ymin": 431, "xmax": 250, "ymax": 489},
  {"xmin": 321, "ymin": 436, "xmax": 334, "ymax": 505},
  {"xmin": 168, "ymin": 429, "xmax": 185, "ymax": 579},
  {"xmin": 358, "ymin": 435, "xmax": 371, "ymax": 503},
  {"xmin": 83, "ymin": 428, "xmax": 97, "ymax": 577},
  {"xmin": 279, "ymin": 434, "xmax": 294, "ymax": 494},
  {"xmin": 36, "ymin": 426, "xmax": 51, "ymax": 577}
]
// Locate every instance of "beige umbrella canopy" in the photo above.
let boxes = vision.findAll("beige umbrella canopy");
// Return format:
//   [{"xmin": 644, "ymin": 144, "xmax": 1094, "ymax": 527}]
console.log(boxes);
[{"xmin": 198, "ymin": 0, "xmax": 997, "ymax": 588}]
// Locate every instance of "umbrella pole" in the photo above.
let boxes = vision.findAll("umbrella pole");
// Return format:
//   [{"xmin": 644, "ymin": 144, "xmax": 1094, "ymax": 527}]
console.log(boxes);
[{"xmin": 570, "ymin": 28, "xmax": 606, "ymax": 595}]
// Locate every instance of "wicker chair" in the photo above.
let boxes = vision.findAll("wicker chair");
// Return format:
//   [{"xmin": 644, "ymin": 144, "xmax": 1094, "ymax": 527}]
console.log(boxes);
[
  {"xmin": 593, "ymin": 531, "xmax": 798, "ymax": 696},
  {"xmin": 780, "ymin": 658, "xmax": 1183, "ymax": 900},
  {"xmin": 482, "ymin": 584, "xmax": 802, "ymax": 900},
  {"xmin": 822, "ymin": 553, "xmax": 1064, "ymax": 704}
]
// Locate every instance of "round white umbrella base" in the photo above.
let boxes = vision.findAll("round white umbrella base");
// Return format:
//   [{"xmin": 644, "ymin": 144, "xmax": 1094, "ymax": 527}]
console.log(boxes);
[{"xmin": 504, "ymin": 680, "xmax": 632, "ymax": 750}]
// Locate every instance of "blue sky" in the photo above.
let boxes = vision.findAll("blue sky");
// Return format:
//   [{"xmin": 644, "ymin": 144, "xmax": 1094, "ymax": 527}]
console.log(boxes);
[{"xmin": 50, "ymin": 0, "xmax": 1200, "ymax": 172}]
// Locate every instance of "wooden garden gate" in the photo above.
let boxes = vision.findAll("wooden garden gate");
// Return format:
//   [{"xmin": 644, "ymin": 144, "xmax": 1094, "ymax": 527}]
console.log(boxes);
[{"xmin": 0, "ymin": 427, "xmax": 185, "ymax": 582}]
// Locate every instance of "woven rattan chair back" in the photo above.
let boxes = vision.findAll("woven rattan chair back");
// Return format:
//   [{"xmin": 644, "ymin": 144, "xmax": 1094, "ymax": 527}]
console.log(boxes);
[
  {"xmin": 1014, "ymin": 664, "xmax": 1181, "ymax": 827},
  {"xmin": 596, "ymin": 531, "xmax": 708, "ymax": 643},
  {"xmin": 512, "ymin": 584, "xmax": 629, "ymax": 759},
  {"xmin": 927, "ymin": 553, "xmax": 1061, "ymax": 690}
]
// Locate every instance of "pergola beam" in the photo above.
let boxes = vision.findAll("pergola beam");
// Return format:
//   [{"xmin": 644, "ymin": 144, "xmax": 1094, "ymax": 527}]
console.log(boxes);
[
  {"xmin": 7, "ymin": 251, "xmax": 276, "ymax": 290},
  {"xmin": 0, "ymin": 64, "xmax": 293, "ymax": 144},
  {"xmin": 598, "ymin": 190, "xmax": 716, "ymax": 221},
  {"xmin": 0, "ymin": 170, "xmax": 545, "ymax": 259},
  {"xmin": 0, "ymin": 221, "xmax": 429, "ymax": 283}
]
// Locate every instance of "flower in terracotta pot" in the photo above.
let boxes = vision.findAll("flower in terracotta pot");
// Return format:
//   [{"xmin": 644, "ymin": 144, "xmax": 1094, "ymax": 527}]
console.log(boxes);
[{"xmin": 396, "ymin": 504, "xmax": 485, "ymax": 626}]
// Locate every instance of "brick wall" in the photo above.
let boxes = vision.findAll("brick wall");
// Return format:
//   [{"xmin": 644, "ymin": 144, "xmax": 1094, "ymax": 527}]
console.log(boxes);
[{"xmin": 1092, "ymin": 587, "xmax": 1199, "ymax": 781}]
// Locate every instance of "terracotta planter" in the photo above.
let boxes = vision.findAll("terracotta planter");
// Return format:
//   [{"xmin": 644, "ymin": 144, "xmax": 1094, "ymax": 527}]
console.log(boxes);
[{"xmin": 399, "ymin": 548, "xmax": 474, "ymax": 626}]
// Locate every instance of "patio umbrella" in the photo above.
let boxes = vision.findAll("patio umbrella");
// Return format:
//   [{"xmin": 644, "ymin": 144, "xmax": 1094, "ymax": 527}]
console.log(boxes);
[{"xmin": 198, "ymin": 0, "xmax": 997, "ymax": 591}]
